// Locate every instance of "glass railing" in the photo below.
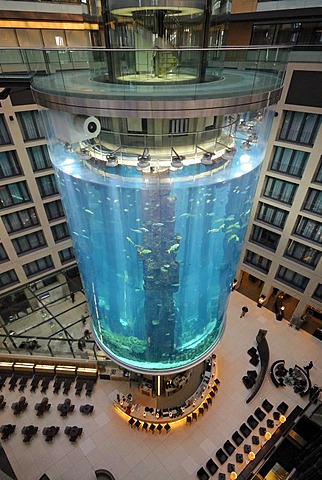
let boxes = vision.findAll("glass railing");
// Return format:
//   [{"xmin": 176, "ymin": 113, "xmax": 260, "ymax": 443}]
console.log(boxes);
[{"xmin": 0, "ymin": 46, "xmax": 290, "ymax": 102}]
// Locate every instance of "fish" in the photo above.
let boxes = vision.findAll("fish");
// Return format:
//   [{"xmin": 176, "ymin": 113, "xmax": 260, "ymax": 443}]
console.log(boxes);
[
  {"xmin": 206, "ymin": 212, "xmax": 215, "ymax": 217},
  {"xmin": 163, "ymin": 264, "xmax": 171, "ymax": 268},
  {"xmin": 214, "ymin": 218, "xmax": 224, "ymax": 223},
  {"xmin": 84, "ymin": 209, "xmax": 94, "ymax": 215},
  {"xmin": 126, "ymin": 236, "xmax": 135, "ymax": 245},
  {"xmin": 130, "ymin": 228, "xmax": 142, "ymax": 234},
  {"xmin": 135, "ymin": 218, "xmax": 141, "ymax": 222},
  {"xmin": 228, "ymin": 234, "xmax": 240, "ymax": 242},
  {"xmin": 166, "ymin": 243, "xmax": 180, "ymax": 254},
  {"xmin": 144, "ymin": 207, "xmax": 149, "ymax": 211},
  {"xmin": 124, "ymin": 209, "xmax": 129, "ymax": 212},
  {"xmin": 206, "ymin": 199, "xmax": 211, "ymax": 204},
  {"xmin": 153, "ymin": 223, "xmax": 164, "ymax": 227},
  {"xmin": 147, "ymin": 275, "xmax": 154, "ymax": 279},
  {"xmin": 207, "ymin": 228, "xmax": 221, "ymax": 234},
  {"xmin": 137, "ymin": 248, "xmax": 152, "ymax": 255},
  {"xmin": 161, "ymin": 267, "xmax": 168, "ymax": 272},
  {"xmin": 140, "ymin": 227, "xmax": 149, "ymax": 232},
  {"xmin": 175, "ymin": 235, "xmax": 182, "ymax": 240},
  {"xmin": 114, "ymin": 199, "xmax": 119, "ymax": 203},
  {"xmin": 226, "ymin": 215, "xmax": 235, "ymax": 221}
]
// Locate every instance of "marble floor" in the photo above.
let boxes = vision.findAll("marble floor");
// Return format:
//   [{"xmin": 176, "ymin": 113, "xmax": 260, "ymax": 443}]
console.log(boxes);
[{"xmin": 0, "ymin": 290, "xmax": 321, "ymax": 480}]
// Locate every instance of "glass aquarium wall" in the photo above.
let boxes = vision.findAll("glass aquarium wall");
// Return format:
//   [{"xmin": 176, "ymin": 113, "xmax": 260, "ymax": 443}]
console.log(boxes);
[{"xmin": 42, "ymin": 108, "xmax": 272, "ymax": 373}]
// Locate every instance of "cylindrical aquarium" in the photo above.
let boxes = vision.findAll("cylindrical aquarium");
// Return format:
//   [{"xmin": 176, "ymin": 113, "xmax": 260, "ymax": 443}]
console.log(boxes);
[{"xmin": 39, "ymin": 107, "xmax": 273, "ymax": 373}]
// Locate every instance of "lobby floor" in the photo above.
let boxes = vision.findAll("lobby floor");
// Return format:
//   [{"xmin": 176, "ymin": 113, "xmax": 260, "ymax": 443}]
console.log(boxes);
[{"xmin": 1, "ymin": 290, "xmax": 321, "ymax": 480}]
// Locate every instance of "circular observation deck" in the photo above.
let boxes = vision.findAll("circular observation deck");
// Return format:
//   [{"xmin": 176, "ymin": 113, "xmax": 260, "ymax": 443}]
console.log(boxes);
[{"xmin": 31, "ymin": 47, "xmax": 289, "ymax": 118}]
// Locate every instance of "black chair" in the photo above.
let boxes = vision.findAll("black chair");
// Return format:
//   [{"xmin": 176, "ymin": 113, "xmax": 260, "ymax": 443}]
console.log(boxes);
[
  {"xmin": 216, "ymin": 449, "xmax": 228, "ymax": 465},
  {"xmin": 236, "ymin": 453, "xmax": 243, "ymax": 463},
  {"xmin": 209, "ymin": 390, "xmax": 215, "ymax": 398},
  {"xmin": 199, "ymin": 407, "xmax": 204, "ymax": 416},
  {"xmin": 232, "ymin": 431, "xmax": 244, "ymax": 446},
  {"xmin": 218, "ymin": 474, "xmax": 226, "ymax": 480},
  {"xmin": 240, "ymin": 423, "xmax": 252, "ymax": 438},
  {"xmin": 247, "ymin": 347, "xmax": 257, "ymax": 357},
  {"xmin": 206, "ymin": 458, "xmax": 218, "ymax": 475},
  {"xmin": 128, "ymin": 418, "xmax": 135, "ymax": 428},
  {"xmin": 254, "ymin": 407, "xmax": 266, "ymax": 421},
  {"xmin": 249, "ymin": 356, "xmax": 259, "ymax": 367},
  {"xmin": 142, "ymin": 422, "xmax": 148, "ymax": 432},
  {"xmin": 197, "ymin": 467, "xmax": 209, "ymax": 480},
  {"xmin": 192, "ymin": 412, "xmax": 198, "ymax": 421},
  {"xmin": 156, "ymin": 424, "xmax": 163, "ymax": 434},
  {"xmin": 243, "ymin": 376, "xmax": 254, "ymax": 389},
  {"xmin": 247, "ymin": 370, "xmax": 257, "ymax": 380},
  {"xmin": 277, "ymin": 402, "xmax": 288, "ymax": 415},
  {"xmin": 0, "ymin": 424, "xmax": 15, "ymax": 440},
  {"xmin": 273, "ymin": 411, "xmax": 280, "ymax": 420},
  {"xmin": 207, "ymin": 397, "xmax": 212, "ymax": 405},
  {"xmin": 247, "ymin": 415, "xmax": 259, "ymax": 430},
  {"xmin": 223, "ymin": 440, "xmax": 235, "ymax": 456},
  {"xmin": 252, "ymin": 435, "xmax": 259, "ymax": 445},
  {"xmin": 149, "ymin": 424, "xmax": 155, "ymax": 433},
  {"xmin": 267, "ymin": 419, "xmax": 274, "ymax": 428},
  {"xmin": 134, "ymin": 420, "xmax": 141, "ymax": 430},
  {"xmin": 80, "ymin": 404, "xmax": 94, "ymax": 415},
  {"xmin": 186, "ymin": 416, "xmax": 192, "ymax": 426},
  {"xmin": 164, "ymin": 423, "xmax": 171, "ymax": 433},
  {"xmin": 244, "ymin": 444, "xmax": 251, "ymax": 454},
  {"xmin": 64, "ymin": 426, "xmax": 72, "ymax": 435},
  {"xmin": 262, "ymin": 399, "xmax": 273, "ymax": 413},
  {"xmin": 259, "ymin": 427, "xmax": 266, "ymax": 436},
  {"xmin": 227, "ymin": 463, "xmax": 235, "ymax": 473}
]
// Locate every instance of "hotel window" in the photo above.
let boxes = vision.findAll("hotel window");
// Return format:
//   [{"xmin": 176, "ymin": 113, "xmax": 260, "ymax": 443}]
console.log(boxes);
[
  {"xmin": 263, "ymin": 177, "xmax": 297, "ymax": 205},
  {"xmin": 244, "ymin": 250, "xmax": 271, "ymax": 273},
  {"xmin": 250, "ymin": 225, "xmax": 280, "ymax": 251},
  {"xmin": 127, "ymin": 118, "xmax": 147, "ymax": 134},
  {"xmin": 36, "ymin": 174, "xmax": 59, "ymax": 198},
  {"xmin": 58, "ymin": 246, "xmax": 75, "ymax": 264},
  {"xmin": 27, "ymin": 145, "xmax": 52, "ymax": 171},
  {"xmin": 279, "ymin": 111, "xmax": 320, "ymax": 146},
  {"xmin": 270, "ymin": 147, "xmax": 308, "ymax": 178},
  {"xmin": 275, "ymin": 266, "xmax": 309, "ymax": 292},
  {"xmin": 2, "ymin": 207, "xmax": 39, "ymax": 234},
  {"xmin": 44, "ymin": 199, "xmax": 65, "ymax": 221},
  {"xmin": 256, "ymin": 202, "xmax": 288, "ymax": 229},
  {"xmin": 313, "ymin": 157, "xmax": 322, "ymax": 184},
  {"xmin": 12, "ymin": 231, "xmax": 47, "ymax": 256},
  {"xmin": 0, "ymin": 151, "xmax": 23, "ymax": 179},
  {"xmin": 0, "ymin": 244, "xmax": 9, "ymax": 263},
  {"xmin": 0, "ymin": 115, "xmax": 11, "ymax": 145},
  {"xmin": 294, "ymin": 217, "xmax": 322, "ymax": 245},
  {"xmin": 284, "ymin": 240, "xmax": 321, "ymax": 268},
  {"xmin": 312, "ymin": 284, "xmax": 322, "ymax": 302},
  {"xmin": 0, "ymin": 269, "xmax": 19, "ymax": 289},
  {"xmin": 0, "ymin": 181, "xmax": 31, "ymax": 209},
  {"xmin": 303, "ymin": 189, "xmax": 322, "ymax": 215},
  {"xmin": 170, "ymin": 119, "xmax": 189, "ymax": 135},
  {"xmin": 16, "ymin": 110, "xmax": 45, "ymax": 141},
  {"xmin": 51, "ymin": 222, "xmax": 70, "ymax": 242},
  {"xmin": 23, "ymin": 255, "xmax": 54, "ymax": 278}
]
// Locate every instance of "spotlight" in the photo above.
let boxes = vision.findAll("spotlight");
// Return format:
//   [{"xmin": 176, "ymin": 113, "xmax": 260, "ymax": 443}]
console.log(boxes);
[
  {"xmin": 201, "ymin": 153, "xmax": 213, "ymax": 165},
  {"xmin": 137, "ymin": 154, "xmax": 150, "ymax": 170},
  {"xmin": 106, "ymin": 155, "xmax": 118, "ymax": 167}
]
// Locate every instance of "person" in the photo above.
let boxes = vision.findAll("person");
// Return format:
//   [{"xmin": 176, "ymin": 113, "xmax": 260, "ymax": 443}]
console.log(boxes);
[
  {"xmin": 240, "ymin": 306, "xmax": 249, "ymax": 318},
  {"xmin": 77, "ymin": 339, "xmax": 83, "ymax": 351},
  {"xmin": 304, "ymin": 361, "xmax": 314, "ymax": 376},
  {"xmin": 81, "ymin": 314, "xmax": 86, "ymax": 325},
  {"xmin": 70, "ymin": 292, "xmax": 75, "ymax": 303},
  {"xmin": 84, "ymin": 329, "xmax": 91, "ymax": 340}
]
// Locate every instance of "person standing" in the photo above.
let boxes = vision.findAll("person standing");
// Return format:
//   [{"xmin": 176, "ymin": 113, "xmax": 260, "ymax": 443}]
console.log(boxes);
[
  {"xmin": 240, "ymin": 306, "xmax": 249, "ymax": 318},
  {"xmin": 70, "ymin": 292, "xmax": 75, "ymax": 303}
]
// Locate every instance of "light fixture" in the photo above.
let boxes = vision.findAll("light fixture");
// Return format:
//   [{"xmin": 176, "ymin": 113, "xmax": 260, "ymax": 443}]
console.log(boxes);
[
  {"xmin": 279, "ymin": 414, "xmax": 286, "ymax": 424},
  {"xmin": 248, "ymin": 451, "xmax": 255, "ymax": 461},
  {"xmin": 230, "ymin": 472, "xmax": 237, "ymax": 480},
  {"xmin": 264, "ymin": 431, "xmax": 272, "ymax": 441},
  {"xmin": 280, "ymin": 306, "xmax": 285, "ymax": 311},
  {"xmin": 106, "ymin": 155, "xmax": 118, "ymax": 167},
  {"xmin": 137, "ymin": 153, "xmax": 150, "ymax": 170},
  {"xmin": 201, "ymin": 152, "xmax": 213, "ymax": 165},
  {"xmin": 171, "ymin": 156, "xmax": 184, "ymax": 169},
  {"xmin": 143, "ymin": 411, "xmax": 146, "ymax": 417}
]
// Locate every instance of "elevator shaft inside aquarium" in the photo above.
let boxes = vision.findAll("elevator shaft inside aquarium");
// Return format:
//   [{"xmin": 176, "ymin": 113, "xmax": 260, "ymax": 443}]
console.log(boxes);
[{"xmin": 44, "ymin": 110, "xmax": 271, "ymax": 374}]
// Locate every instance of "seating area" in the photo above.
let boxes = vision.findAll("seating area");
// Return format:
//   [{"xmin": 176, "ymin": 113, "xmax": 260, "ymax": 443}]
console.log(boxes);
[
  {"xmin": 42, "ymin": 425, "xmax": 60, "ymax": 442},
  {"xmin": 57, "ymin": 398, "xmax": 75, "ymax": 417},
  {"xmin": 11, "ymin": 396, "xmax": 28, "ymax": 415},
  {"xmin": 245, "ymin": 330, "xmax": 270, "ymax": 404},
  {"xmin": 64, "ymin": 425, "xmax": 83, "ymax": 442},
  {"xmin": 21, "ymin": 424, "xmax": 38, "ymax": 443},
  {"xmin": 35, "ymin": 397, "xmax": 51, "ymax": 417},
  {"xmin": 197, "ymin": 399, "xmax": 278, "ymax": 479}
]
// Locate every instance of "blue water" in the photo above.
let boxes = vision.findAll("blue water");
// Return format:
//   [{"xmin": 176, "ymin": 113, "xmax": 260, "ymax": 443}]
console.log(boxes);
[{"xmin": 45, "ymin": 111, "xmax": 271, "ymax": 373}]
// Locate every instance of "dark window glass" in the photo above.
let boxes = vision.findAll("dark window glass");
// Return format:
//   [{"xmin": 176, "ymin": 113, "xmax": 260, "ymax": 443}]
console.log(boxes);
[
  {"xmin": 36, "ymin": 174, "xmax": 59, "ymax": 198},
  {"xmin": 0, "ymin": 269, "xmax": 19, "ymax": 289},
  {"xmin": 12, "ymin": 231, "xmax": 47, "ymax": 256},
  {"xmin": 256, "ymin": 202, "xmax": 288, "ymax": 229},
  {"xmin": 279, "ymin": 111, "xmax": 320, "ymax": 146},
  {"xmin": 312, "ymin": 284, "xmax": 322, "ymax": 302},
  {"xmin": 313, "ymin": 157, "xmax": 322, "ymax": 184},
  {"xmin": 275, "ymin": 266, "xmax": 309, "ymax": 292},
  {"xmin": 23, "ymin": 255, "xmax": 54, "ymax": 278},
  {"xmin": 44, "ymin": 199, "xmax": 65, "ymax": 221},
  {"xmin": 294, "ymin": 217, "xmax": 322, "ymax": 245},
  {"xmin": 0, "ymin": 151, "xmax": 22, "ymax": 179},
  {"xmin": 170, "ymin": 118, "xmax": 189, "ymax": 135},
  {"xmin": 244, "ymin": 250, "xmax": 271, "ymax": 273},
  {"xmin": 2, "ymin": 207, "xmax": 39, "ymax": 234},
  {"xmin": 51, "ymin": 222, "xmax": 70, "ymax": 242},
  {"xmin": 16, "ymin": 110, "xmax": 45, "ymax": 141},
  {"xmin": 0, "ymin": 243, "xmax": 9, "ymax": 263},
  {"xmin": 303, "ymin": 189, "xmax": 322, "ymax": 215},
  {"xmin": 27, "ymin": 145, "xmax": 52, "ymax": 171},
  {"xmin": 0, "ymin": 181, "xmax": 31, "ymax": 209},
  {"xmin": 263, "ymin": 177, "xmax": 297, "ymax": 204},
  {"xmin": 270, "ymin": 146, "xmax": 308, "ymax": 178},
  {"xmin": 0, "ymin": 115, "xmax": 11, "ymax": 145},
  {"xmin": 284, "ymin": 240, "xmax": 321, "ymax": 268},
  {"xmin": 250, "ymin": 225, "xmax": 281, "ymax": 251},
  {"xmin": 96, "ymin": 116, "xmax": 111, "ymax": 131},
  {"xmin": 58, "ymin": 246, "xmax": 75, "ymax": 264}
]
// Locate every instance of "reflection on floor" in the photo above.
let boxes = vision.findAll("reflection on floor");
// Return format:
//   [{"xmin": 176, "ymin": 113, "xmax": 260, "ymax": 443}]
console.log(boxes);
[{"xmin": 0, "ymin": 291, "xmax": 321, "ymax": 480}]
